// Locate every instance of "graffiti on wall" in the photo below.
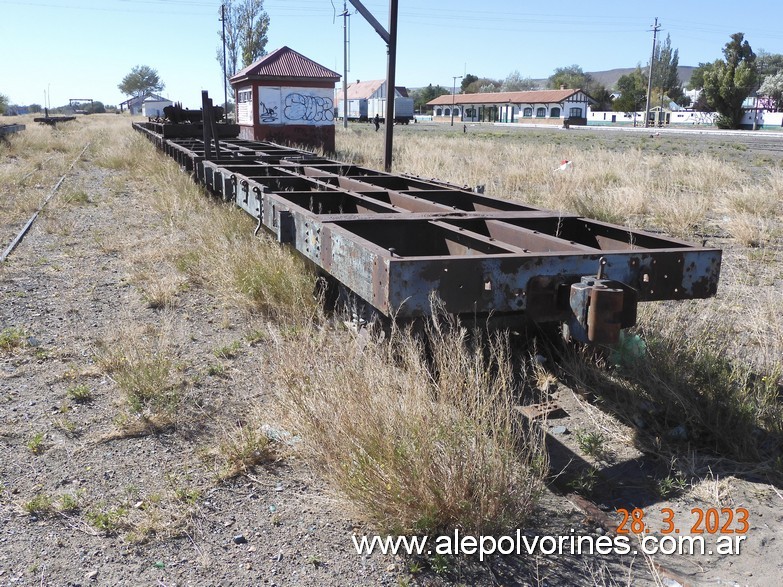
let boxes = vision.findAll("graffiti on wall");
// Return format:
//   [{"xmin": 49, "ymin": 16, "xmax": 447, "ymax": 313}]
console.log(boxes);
[
  {"xmin": 284, "ymin": 93, "xmax": 333, "ymax": 122},
  {"xmin": 258, "ymin": 87, "xmax": 334, "ymax": 126}
]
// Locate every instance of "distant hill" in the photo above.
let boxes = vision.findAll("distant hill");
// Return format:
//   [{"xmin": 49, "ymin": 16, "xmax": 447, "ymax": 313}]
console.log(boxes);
[
  {"xmin": 587, "ymin": 66, "xmax": 695, "ymax": 89},
  {"xmin": 530, "ymin": 66, "xmax": 695, "ymax": 90}
]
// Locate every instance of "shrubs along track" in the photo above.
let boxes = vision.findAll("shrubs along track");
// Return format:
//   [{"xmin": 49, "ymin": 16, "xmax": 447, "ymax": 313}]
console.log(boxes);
[
  {"xmin": 78, "ymin": 117, "xmax": 546, "ymax": 539},
  {"xmin": 275, "ymin": 311, "xmax": 547, "ymax": 536}
]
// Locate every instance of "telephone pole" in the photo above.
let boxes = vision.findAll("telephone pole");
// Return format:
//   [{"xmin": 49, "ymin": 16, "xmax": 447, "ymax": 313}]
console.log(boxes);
[
  {"xmin": 342, "ymin": 2, "xmax": 349, "ymax": 129},
  {"xmin": 644, "ymin": 17, "xmax": 660, "ymax": 128},
  {"xmin": 221, "ymin": 4, "xmax": 228, "ymax": 117}
]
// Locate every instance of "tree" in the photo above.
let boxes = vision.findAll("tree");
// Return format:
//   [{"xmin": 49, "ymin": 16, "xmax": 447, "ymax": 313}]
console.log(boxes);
[
  {"xmin": 28, "ymin": 103, "xmax": 42, "ymax": 113},
  {"xmin": 547, "ymin": 64, "xmax": 610, "ymax": 109},
  {"xmin": 649, "ymin": 34, "xmax": 684, "ymax": 105},
  {"xmin": 0, "ymin": 93, "xmax": 8, "ymax": 115},
  {"xmin": 84, "ymin": 101, "xmax": 106, "ymax": 114},
  {"xmin": 692, "ymin": 92, "xmax": 713, "ymax": 112},
  {"xmin": 217, "ymin": 0, "xmax": 270, "ymax": 83},
  {"xmin": 501, "ymin": 70, "xmax": 536, "ymax": 92},
  {"xmin": 463, "ymin": 77, "xmax": 501, "ymax": 94},
  {"xmin": 756, "ymin": 49, "xmax": 783, "ymax": 77},
  {"xmin": 702, "ymin": 33, "xmax": 759, "ymax": 128},
  {"xmin": 687, "ymin": 62, "xmax": 711, "ymax": 90},
  {"xmin": 758, "ymin": 72, "xmax": 783, "ymax": 111},
  {"xmin": 589, "ymin": 86, "xmax": 613, "ymax": 111},
  {"xmin": 613, "ymin": 67, "xmax": 647, "ymax": 113},
  {"xmin": 118, "ymin": 65, "xmax": 164, "ymax": 100},
  {"xmin": 548, "ymin": 64, "xmax": 591, "ymax": 90},
  {"xmin": 650, "ymin": 35, "xmax": 680, "ymax": 93},
  {"xmin": 410, "ymin": 84, "xmax": 449, "ymax": 112},
  {"xmin": 461, "ymin": 74, "xmax": 478, "ymax": 93}
]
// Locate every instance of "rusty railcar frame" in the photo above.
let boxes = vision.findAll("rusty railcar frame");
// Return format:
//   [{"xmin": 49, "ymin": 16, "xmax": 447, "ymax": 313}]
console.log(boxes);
[{"xmin": 133, "ymin": 122, "xmax": 722, "ymax": 343}]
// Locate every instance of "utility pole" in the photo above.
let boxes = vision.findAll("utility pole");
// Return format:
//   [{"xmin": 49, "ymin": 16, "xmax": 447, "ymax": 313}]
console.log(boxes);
[
  {"xmin": 644, "ymin": 17, "xmax": 660, "ymax": 129},
  {"xmin": 451, "ymin": 75, "xmax": 462, "ymax": 126},
  {"xmin": 342, "ymin": 1, "xmax": 349, "ymax": 129},
  {"xmin": 348, "ymin": 0, "xmax": 398, "ymax": 172},
  {"xmin": 221, "ymin": 4, "xmax": 228, "ymax": 118}
]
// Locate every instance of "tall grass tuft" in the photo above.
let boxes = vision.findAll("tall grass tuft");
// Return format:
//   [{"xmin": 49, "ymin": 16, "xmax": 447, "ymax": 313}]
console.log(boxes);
[
  {"xmin": 275, "ymin": 309, "xmax": 546, "ymax": 535},
  {"xmin": 96, "ymin": 319, "xmax": 181, "ymax": 430}
]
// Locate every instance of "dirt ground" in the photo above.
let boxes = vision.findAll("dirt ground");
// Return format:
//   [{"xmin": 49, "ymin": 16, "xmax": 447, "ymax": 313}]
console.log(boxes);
[{"xmin": 1, "ymin": 117, "xmax": 781, "ymax": 586}]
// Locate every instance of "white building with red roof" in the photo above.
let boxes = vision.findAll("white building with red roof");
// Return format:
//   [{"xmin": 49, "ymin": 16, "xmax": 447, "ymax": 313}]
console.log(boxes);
[{"xmin": 426, "ymin": 89, "xmax": 595, "ymax": 126}]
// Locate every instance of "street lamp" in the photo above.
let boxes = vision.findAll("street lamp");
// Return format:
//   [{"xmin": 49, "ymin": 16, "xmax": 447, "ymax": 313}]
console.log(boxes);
[{"xmin": 451, "ymin": 75, "xmax": 462, "ymax": 126}]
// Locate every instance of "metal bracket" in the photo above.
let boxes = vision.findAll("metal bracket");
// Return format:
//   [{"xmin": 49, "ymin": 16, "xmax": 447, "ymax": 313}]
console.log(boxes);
[{"xmin": 568, "ymin": 277, "xmax": 638, "ymax": 345}]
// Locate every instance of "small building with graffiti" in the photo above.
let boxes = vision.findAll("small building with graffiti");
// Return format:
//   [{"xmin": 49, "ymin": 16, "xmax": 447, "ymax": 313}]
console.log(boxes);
[
  {"xmin": 426, "ymin": 89, "xmax": 594, "ymax": 126},
  {"xmin": 230, "ymin": 46, "xmax": 341, "ymax": 151}
]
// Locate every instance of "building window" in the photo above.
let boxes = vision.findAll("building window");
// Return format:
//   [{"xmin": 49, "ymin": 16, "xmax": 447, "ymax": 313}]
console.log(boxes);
[
  {"xmin": 465, "ymin": 108, "xmax": 475, "ymax": 117},
  {"xmin": 536, "ymin": 107, "xmax": 546, "ymax": 118},
  {"xmin": 523, "ymin": 107, "xmax": 533, "ymax": 117},
  {"xmin": 569, "ymin": 107, "xmax": 583, "ymax": 118},
  {"xmin": 550, "ymin": 107, "xmax": 561, "ymax": 118},
  {"xmin": 444, "ymin": 108, "xmax": 450, "ymax": 116},
  {"xmin": 238, "ymin": 90, "xmax": 252, "ymax": 103},
  {"xmin": 436, "ymin": 108, "xmax": 442, "ymax": 116}
]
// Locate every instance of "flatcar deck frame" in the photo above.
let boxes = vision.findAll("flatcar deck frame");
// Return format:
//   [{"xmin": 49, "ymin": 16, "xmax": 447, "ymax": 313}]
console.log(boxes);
[{"xmin": 133, "ymin": 122, "xmax": 721, "ymax": 343}]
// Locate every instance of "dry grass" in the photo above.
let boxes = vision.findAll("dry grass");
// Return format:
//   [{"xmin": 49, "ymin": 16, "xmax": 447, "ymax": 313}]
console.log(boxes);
[
  {"xmin": 275, "ymin": 308, "xmax": 547, "ymax": 535},
  {"xmin": 95, "ymin": 316, "xmax": 183, "ymax": 433},
  {"xmin": 338, "ymin": 124, "xmax": 783, "ymax": 472},
  {"xmin": 97, "ymin": 128, "xmax": 318, "ymax": 323},
  {"xmin": 335, "ymin": 125, "xmax": 782, "ymax": 239}
]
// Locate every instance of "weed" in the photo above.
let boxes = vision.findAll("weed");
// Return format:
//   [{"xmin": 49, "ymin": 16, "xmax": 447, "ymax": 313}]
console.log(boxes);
[
  {"xmin": 245, "ymin": 329, "xmax": 267, "ymax": 345},
  {"xmin": 51, "ymin": 416, "xmax": 78, "ymax": 436},
  {"xmin": 213, "ymin": 340, "xmax": 241, "ymax": 360},
  {"xmin": 575, "ymin": 430, "xmax": 610, "ymax": 462},
  {"xmin": 429, "ymin": 552, "xmax": 450, "ymax": 575},
  {"xmin": 276, "ymin": 306, "xmax": 547, "ymax": 536},
  {"xmin": 206, "ymin": 363, "xmax": 226, "ymax": 377},
  {"xmin": 86, "ymin": 506, "xmax": 128, "ymax": 534},
  {"xmin": 0, "ymin": 327, "xmax": 25, "ymax": 353},
  {"xmin": 657, "ymin": 474, "xmax": 687, "ymax": 499},
  {"xmin": 568, "ymin": 467, "xmax": 599, "ymax": 496},
  {"xmin": 23, "ymin": 493, "xmax": 54, "ymax": 516},
  {"xmin": 96, "ymin": 325, "xmax": 181, "ymax": 427},
  {"xmin": 66, "ymin": 383, "xmax": 93, "ymax": 403},
  {"xmin": 58, "ymin": 491, "xmax": 84, "ymax": 513},
  {"xmin": 215, "ymin": 422, "xmax": 276, "ymax": 479},
  {"xmin": 27, "ymin": 432, "xmax": 47, "ymax": 455},
  {"xmin": 173, "ymin": 487, "xmax": 200, "ymax": 505},
  {"xmin": 64, "ymin": 190, "xmax": 91, "ymax": 205}
]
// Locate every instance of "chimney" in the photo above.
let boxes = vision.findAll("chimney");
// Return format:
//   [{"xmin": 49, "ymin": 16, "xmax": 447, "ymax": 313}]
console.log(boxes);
[{"xmin": 560, "ymin": 84, "xmax": 566, "ymax": 90}]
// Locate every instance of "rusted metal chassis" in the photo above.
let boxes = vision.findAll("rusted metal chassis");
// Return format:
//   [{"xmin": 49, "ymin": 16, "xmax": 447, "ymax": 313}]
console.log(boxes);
[
  {"xmin": 133, "ymin": 122, "xmax": 721, "ymax": 343},
  {"xmin": 0, "ymin": 124, "xmax": 26, "ymax": 136}
]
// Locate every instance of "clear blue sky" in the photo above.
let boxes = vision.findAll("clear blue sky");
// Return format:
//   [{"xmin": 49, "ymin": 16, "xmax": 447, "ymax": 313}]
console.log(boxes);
[{"xmin": 1, "ymin": 0, "xmax": 780, "ymax": 108}]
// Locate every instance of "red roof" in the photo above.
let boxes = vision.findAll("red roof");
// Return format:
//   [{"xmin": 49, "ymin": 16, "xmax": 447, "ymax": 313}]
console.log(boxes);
[
  {"xmin": 230, "ymin": 46, "xmax": 340, "ymax": 82},
  {"xmin": 427, "ymin": 89, "xmax": 591, "ymax": 106}
]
